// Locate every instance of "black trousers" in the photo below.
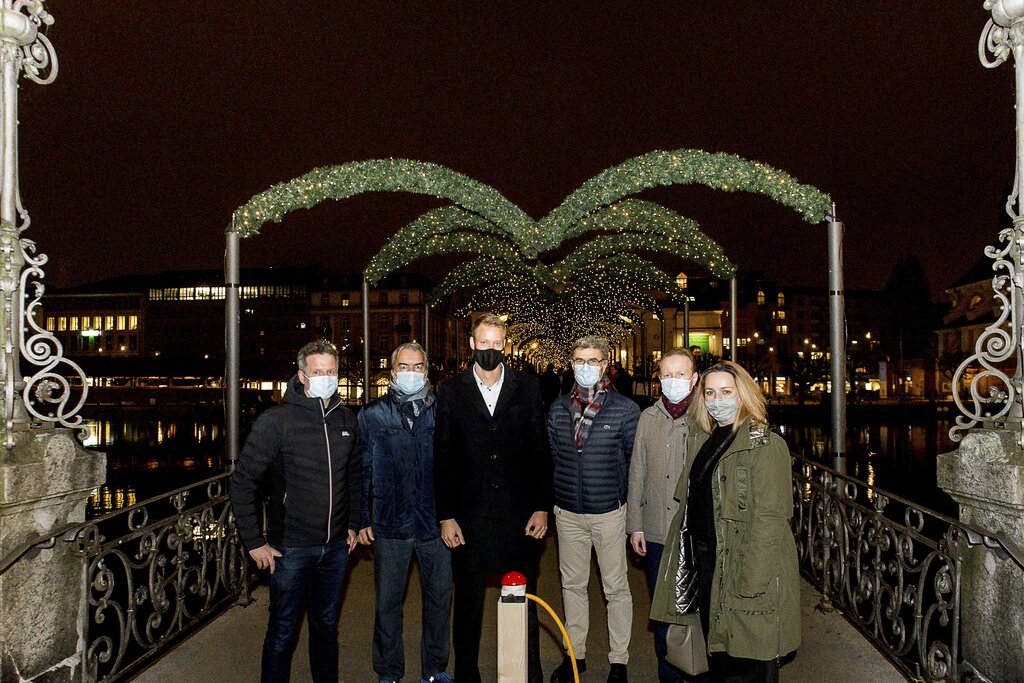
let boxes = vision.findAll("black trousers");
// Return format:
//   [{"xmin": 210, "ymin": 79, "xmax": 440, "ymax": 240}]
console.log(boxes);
[{"xmin": 453, "ymin": 568, "xmax": 542, "ymax": 683}]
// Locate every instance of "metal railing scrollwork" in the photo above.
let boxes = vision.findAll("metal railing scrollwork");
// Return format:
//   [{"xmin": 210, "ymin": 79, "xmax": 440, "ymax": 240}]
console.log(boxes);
[
  {"xmin": 791, "ymin": 452, "xmax": 1024, "ymax": 683},
  {"xmin": 952, "ymin": 2, "xmax": 1024, "ymax": 446},
  {"xmin": 0, "ymin": 472, "xmax": 252, "ymax": 682}
]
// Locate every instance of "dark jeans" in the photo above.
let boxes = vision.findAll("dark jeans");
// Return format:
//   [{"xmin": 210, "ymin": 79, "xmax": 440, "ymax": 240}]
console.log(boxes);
[
  {"xmin": 453, "ymin": 568, "xmax": 542, "ymax": 683},
  {"xmin": 373, "ymin": 536, "xmax": 452, "ymax": 681},
  {"xmin": 644, "ymin": 541, "xmax": 686, "ymax": 683},
  {"xmin": 708, "ymin": 653, "xmax": 779, "ymax": 683},
  {"xmin": 261, "ymin": 540, "xmax": 349, "ymax": 683}
]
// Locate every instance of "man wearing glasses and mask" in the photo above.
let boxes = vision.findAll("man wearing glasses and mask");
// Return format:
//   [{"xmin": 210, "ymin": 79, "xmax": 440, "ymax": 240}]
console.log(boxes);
[
  {"xmin": 230, "ymin": 340, "xmax": 361, "ymax": 683},
  {"xmin": 434, "ymin": 313, "xmax": 551, "ymax": 683},
  {"xmin": 547, "ymin": 336, "xmax": 640, "ymax": 683},
  {"xmin": 358, "ymin": 343, "xmax": 453, "ymax": 683}
]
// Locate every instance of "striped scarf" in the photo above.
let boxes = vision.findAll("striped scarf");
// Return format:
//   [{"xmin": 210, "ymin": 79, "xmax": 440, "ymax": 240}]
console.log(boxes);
[{"xmin": 571, "ymin": 375, "xmax": 612, "ymax": 450}]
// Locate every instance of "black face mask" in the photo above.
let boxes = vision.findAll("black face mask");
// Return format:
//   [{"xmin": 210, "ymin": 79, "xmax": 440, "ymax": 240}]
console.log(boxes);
[{"xmin": 474, "ymin": 348, "xmax": 503, "ymax": 371}]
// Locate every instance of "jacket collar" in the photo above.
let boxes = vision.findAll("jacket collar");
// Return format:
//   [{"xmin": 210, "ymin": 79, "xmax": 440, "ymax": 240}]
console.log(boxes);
[
  {"xmin": 459, "ymin": 364, "xmax": 519, "ymax": 417},
  {"xmin": 283, "ymin": 374, "xmax": 341, "ymax": 414},
  {"xmin": 723, "ymin": 418, "xmax": 771, "ymax": 453}
]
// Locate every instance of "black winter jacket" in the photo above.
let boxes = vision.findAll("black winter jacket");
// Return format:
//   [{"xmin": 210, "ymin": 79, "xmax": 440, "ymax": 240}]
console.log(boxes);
[
  {"xmin": 547, "ymin": 389, "xmax": 640, "ymax": 515},
  {"xmin": 230, "ymin": 375, "xmax": 362, "ymax": 551}
]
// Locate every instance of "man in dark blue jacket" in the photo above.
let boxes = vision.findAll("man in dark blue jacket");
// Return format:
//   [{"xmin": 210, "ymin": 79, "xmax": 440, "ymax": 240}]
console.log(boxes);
[
  {"xmin": 230, "ymin": 340, "xmax": 361, "ymax": 683},
  {"xmin": 358, "ymin": 343, "xmax": 453, "ymax": 683},
  {"xmin": 548, "ymin": 336, "xmax": 640, "ymax": 683}
]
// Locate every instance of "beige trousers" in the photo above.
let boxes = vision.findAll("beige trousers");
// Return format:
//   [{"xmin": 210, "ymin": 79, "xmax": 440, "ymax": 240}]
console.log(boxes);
[{"xmin": 553, "ymin": 504, "xmax": 632, "ymax": 664}]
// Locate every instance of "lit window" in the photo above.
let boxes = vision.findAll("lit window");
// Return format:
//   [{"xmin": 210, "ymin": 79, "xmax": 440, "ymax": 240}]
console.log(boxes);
[
  {"xmin": 777, "ymin": 292, "xmax": 786, "ymax": 307},
  {"xmin": 46, "ymin": 317, "xmax": 55, "ymax": 332},
  {"xmin": 58, "ymin": 317, "xmax": 67, "ymax": 331},
  {"xmin": 93, "ymin": 316, "xmax": 103, "ymax": 330},
  {"xmin": 105, "ymin": 315, "xmax": 114, "ymax": 330},
  {"xmin": 128, "ymin": 315, "xmax": 138, "ymax": 330},
  {"xmin": 70, "ymin": 317, "xmax": 79, "ymax": 331},
  {"xmin": 777, "ymin": 311, "xmax": 786, "ymax": 320},
  {"xmin": 116, "ymin": 315, "xmax": 126, "ymax": 331},
  {"xmin": 757, "ymin": 290, "xmax": 765, "ymax": 306},
  {"xmin": 342, "ymin": 297, "xmax": 350, "ymax": 307}
]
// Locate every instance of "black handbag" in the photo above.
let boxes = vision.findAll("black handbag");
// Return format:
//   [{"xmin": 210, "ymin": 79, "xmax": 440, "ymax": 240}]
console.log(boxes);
[{"xmin": 665, "ymin": 623, "xmax": 710, "ymax": 676}]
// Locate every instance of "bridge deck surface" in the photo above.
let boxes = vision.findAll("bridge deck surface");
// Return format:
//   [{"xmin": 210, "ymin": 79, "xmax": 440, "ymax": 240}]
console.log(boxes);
[{"xmin": 138, "ymin": 540, "xmax": 906, "ymax": 682}]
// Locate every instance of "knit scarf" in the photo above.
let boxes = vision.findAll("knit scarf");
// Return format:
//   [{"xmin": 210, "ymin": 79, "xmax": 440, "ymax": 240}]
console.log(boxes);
[
  {"xmin": 390, "ymin": 384, "xmax": 432, "ymax": 431},
  {"xmin": 571, "ymin": 375, "xmax": 612, "ymax": 450},
  {"xmin": 661, "ymin": 392, "xmax": 693, "ymax": 420}
]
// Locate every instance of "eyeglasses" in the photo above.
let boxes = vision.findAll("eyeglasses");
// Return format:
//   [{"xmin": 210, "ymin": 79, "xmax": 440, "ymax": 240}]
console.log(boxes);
[
  {"xmin": 395, "ymin": 363, "xmax": 425, "ymax": 372},
  {"xmin": 571, "ymin": 357, "xmax": 606, "ymax": 367}
]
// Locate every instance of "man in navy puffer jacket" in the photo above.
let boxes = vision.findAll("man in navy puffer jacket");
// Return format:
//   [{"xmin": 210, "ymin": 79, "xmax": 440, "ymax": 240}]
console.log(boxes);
[
  {"xmin": 548, "ymin": 335, "xmax": 640, "ymax": 683},
  {"xmin": 230, "ymin": 340, "xmax": 361, "ymax": 683}
]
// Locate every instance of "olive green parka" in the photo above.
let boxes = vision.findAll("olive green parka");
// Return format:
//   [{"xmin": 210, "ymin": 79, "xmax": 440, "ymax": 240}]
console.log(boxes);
[{"xmin": 649, "ymin": 419, "xmax": 801, "ymax": 662}]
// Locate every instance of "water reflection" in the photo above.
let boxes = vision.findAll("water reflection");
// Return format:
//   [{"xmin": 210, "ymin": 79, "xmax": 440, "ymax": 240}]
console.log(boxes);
[
  {"xmin": 779, "ymin": 418, "xmax": 957, "ymax": 516},
  {"xmin": 84, "ymin": 418, "xmax": 225, "ymax": 518}
]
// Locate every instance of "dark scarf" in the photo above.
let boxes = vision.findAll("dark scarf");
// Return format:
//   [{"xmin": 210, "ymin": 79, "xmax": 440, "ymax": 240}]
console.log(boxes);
[
  {"xmin": 571, "ymin": 374, "xmax": 612, "ymax": 450},
  {"xmin": 390, "ymin": 384, "xmax": 432, "ymax": 431},
  {"xmin": 661, "ymin": 392, "xmax": 693, "ymax": 420},
  {"xmin": 675, "ymin": 424, "xmax": 737, "ymax": 615}
]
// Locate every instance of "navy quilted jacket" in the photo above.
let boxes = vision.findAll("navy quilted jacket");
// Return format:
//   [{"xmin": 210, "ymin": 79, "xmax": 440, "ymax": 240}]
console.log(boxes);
[
  {"xmin": 357, "ymin": 391, "xmax": 439, "ymax": 540},
  {"xmin": 547, "ymin": 389, "xmax": 640, "ymax": 514}
]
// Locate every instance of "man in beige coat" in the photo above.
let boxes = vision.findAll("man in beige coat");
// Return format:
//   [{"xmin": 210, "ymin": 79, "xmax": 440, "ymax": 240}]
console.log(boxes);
[{"xmin": 626, "ymin": 348, "xmax": 701, "ymax": 683}]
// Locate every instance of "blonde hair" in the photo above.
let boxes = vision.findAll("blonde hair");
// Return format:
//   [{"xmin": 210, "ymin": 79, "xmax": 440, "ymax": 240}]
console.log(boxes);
[
  {"xmin": 472, "ymin": 313, "xmax": 506, "ymax": 336},
  {"xmin": 693, "ymin": 360, "xmax": 767, "ymax": 433}
]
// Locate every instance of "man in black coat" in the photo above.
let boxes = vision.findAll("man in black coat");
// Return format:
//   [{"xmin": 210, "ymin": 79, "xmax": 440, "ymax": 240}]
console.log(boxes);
[{"xmin": 434, "ymin": 313, "xmax": 552, "ymax": 683}]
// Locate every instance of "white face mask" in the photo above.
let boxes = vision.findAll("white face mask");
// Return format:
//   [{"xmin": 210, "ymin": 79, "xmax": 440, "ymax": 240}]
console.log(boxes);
[
  {"xmin": 392, "ymin": 370, "xmax": 426, "ymax": 395},
  {"xmin": 574, "ymin": 364, "xmax": 602, "ymax": 389},
  {"xmin": 705, "ymin": 396, "xmax": 738, "ymax": 424},
  {"xmin": 306, "ymin": 374, "xmax": 339, "ymax": 400},
  {"xmin": 661, "ymin": 377, "xmax": 692, "ymax": 403}
]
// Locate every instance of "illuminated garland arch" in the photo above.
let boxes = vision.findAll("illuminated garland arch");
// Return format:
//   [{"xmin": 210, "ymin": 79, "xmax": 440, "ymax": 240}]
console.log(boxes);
[
  {"xmin": 540, "ymin": 148, "xmax": 832, "ymax": 245},
  {"xmin": 233, "ymin": 158, "xmax": 540, "ymax": 250}
]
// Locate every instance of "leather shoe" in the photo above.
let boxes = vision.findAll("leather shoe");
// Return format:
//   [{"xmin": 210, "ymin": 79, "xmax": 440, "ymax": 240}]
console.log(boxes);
[
  {"xmin": 607, "ymin": 663, "xmax": 628, "ymax": 683},
  {"xmin": 550, "ymin": 655, "xmax": 586, "ymax": 683}
]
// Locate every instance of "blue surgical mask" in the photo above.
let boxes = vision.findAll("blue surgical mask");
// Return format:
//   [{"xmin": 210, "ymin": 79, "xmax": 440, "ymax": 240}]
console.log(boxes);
[
  {"xmin": 574, "ymin": 364, "xmax": 602, "ymax": 389},
  {"xmin": 705, "ymin": 396, "xmax": 738, "ymax": 424},
  {"xmin": 392, "ymin": 370, "xmax": 426, "ymax": 395},
  {"xmin": 306, "ymin": 374, "xmax": 338, "ymax": 400},
  {"xmin": 661, "ymin": 377, "xmax": 692, "ymax": 403}
]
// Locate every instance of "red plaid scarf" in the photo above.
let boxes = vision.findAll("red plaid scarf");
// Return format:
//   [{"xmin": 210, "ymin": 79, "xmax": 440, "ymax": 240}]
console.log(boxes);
[
  {"xmin": 661, "ymin": 392, "xmax": 693, "ymax": 420},
  {"xmin": 571, "ymin": 375, "xmax": 613, "ymax": 450}
]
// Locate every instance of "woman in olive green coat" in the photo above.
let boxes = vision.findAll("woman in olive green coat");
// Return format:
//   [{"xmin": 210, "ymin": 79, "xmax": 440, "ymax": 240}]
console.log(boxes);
[{"xmin": 650, "ymin": 361, "xmax": 799, "ymax": 682}]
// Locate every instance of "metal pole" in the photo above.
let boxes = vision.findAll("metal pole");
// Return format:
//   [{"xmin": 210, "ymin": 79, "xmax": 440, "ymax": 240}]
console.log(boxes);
[
  {"xmin": 683, "ymin": 299, "xmax": 690, "ymax": 348},
  {"xmin": 362, "ymin": 278, "xmax": 371, "ymax": 405},
  {"xmin": 829, "ymin": 214, "xmax": 848, "ymax": 473},
  {"xmin": 729, "ymin": 278, "xmax": 738, "ymax": 361},
  {"xmin": 423, "ymin": 301, "xmax": 430, "ymax": 360},
  {"xmin": 225, "ymin": 224, "xmax": 241, "ymax": 467}
]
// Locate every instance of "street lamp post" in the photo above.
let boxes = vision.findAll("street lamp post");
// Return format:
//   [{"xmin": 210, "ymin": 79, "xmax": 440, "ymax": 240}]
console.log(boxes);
[
  {"xmin": 0, "ymin": 1, "xmax": 88, "ymax": 449},
  {"xmin": 676, "ymin": 272, "xmax": 690, "ymax": 348}
]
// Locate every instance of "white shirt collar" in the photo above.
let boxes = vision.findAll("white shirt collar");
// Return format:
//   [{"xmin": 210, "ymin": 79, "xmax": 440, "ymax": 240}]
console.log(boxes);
[{"xmin": 473, "ymin": 363, "xmax": 505, "ymax": 416}]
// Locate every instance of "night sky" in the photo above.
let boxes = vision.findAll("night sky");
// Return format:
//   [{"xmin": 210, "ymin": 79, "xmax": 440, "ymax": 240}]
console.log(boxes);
[{"xmin": 16, "ymin": 3, "xmax": 1012, "ymax": 298}]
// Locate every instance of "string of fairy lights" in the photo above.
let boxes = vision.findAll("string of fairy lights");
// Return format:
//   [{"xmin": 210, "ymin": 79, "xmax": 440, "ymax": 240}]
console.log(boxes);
[{"xmin": 232, "ymin": 150, "xmax": 831, "ymax": 364}]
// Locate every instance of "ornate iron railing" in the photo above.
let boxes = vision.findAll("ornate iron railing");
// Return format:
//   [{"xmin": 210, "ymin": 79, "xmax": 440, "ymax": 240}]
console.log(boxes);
[
  {"xmin": 0, "ymin": 472, "xmax": 250, "ymax": 682},
  {"xmin": 791, "ymin": 452, "xmax": 1024, "ymax": 683}
]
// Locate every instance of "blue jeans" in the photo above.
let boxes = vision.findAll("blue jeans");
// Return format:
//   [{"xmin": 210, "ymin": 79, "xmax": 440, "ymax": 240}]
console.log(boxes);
[
  {"xmin": 373, "ymin": 536, "xmax": 452, "ymax": 681},
  {"xmin": 261, "ymin": 540, "xmax": 350, "ymax": 683},
  {"xmin": 645, "ymin": 541, "xmax": 686, "ymax": 683}
]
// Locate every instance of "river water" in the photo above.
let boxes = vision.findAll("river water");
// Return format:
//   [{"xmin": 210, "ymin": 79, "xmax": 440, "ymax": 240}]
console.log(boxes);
[{"xmin": 84, "ymin": 412, "xmax": 959, "ymax": 518}]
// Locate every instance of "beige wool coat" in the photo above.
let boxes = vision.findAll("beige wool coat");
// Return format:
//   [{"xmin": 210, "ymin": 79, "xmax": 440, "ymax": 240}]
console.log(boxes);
[{"xmin": 626, "ymin": 401, "xmax": 704, "ymax": 545}]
